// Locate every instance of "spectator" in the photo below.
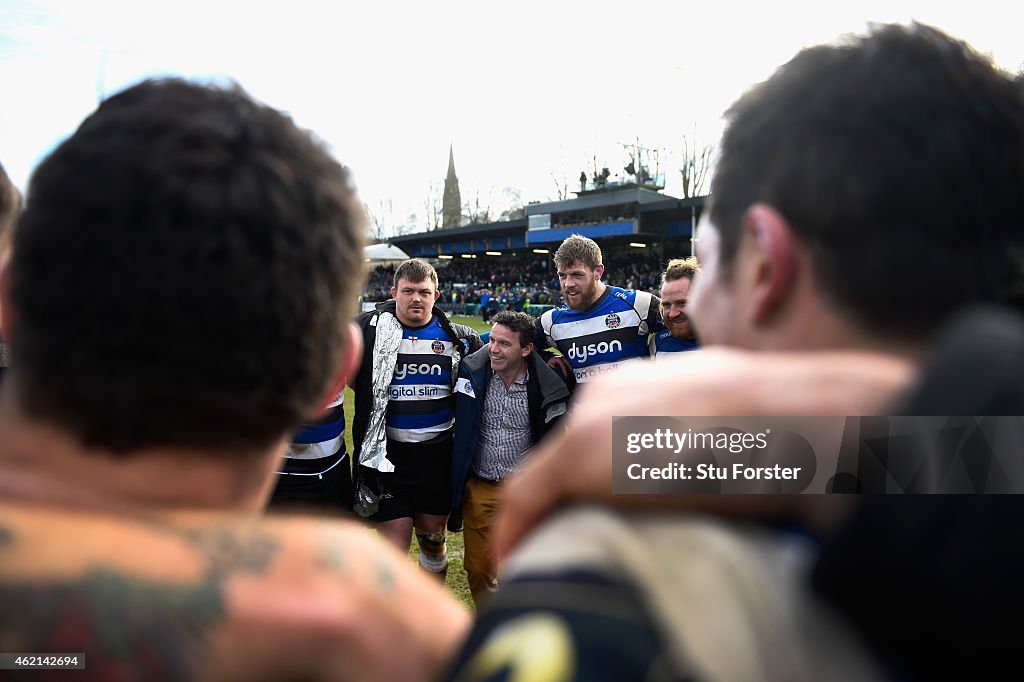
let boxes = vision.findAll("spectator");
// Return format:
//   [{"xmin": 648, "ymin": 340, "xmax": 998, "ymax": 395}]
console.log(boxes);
[{"xmin": 451, "ymin": 310, "xmax": 570, "ymax": 605}]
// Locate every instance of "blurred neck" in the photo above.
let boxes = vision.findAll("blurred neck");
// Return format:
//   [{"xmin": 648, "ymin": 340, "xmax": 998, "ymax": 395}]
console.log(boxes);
[{"xmin": 0, "ymin": 400, "xmax": 284, "ymax": 515}]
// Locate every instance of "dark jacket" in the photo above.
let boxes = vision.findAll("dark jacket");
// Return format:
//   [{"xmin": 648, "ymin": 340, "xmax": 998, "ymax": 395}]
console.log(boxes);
[
  {"xmin": 351, "ymin": 300, "xmax": 482, "ymax": 461},
  {"xmin": 451, "ymin": 344, "xmax": 571, "ymax": 509}
]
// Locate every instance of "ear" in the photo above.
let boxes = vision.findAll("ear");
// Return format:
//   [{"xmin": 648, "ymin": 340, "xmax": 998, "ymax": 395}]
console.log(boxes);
[
  {"xmin": 742, "ymin": 203, "xmax": 798, "ymax": 326},
  {"xmin": 390, "ymin": 286, "xmax": 397, "ymax": 300},
  {"xmin": 315, "ymin": 322, "xmax": 363, "ymax": 413},
  {"xmin": 432, "ymin": 288, "xmax": 441, "ymax": 302},
  {"xmin": 521, "ymin": 342, "xmax": 533, "ymax": 359},
  {"xmin": 594, "ymin": 263, "xmax": 605, "ymax": 280}
]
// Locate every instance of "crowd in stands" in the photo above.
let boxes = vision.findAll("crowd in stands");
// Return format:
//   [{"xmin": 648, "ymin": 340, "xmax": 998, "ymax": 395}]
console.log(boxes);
[{"xmin": 361, "ymin": 252, "xmax": 669, "ymax": 311}]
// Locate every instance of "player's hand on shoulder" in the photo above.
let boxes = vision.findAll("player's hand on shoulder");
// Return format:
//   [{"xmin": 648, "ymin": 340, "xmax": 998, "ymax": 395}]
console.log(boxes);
[{"xmin": 546, "ymin": 355, "xmax": 573, "ymax": 381}]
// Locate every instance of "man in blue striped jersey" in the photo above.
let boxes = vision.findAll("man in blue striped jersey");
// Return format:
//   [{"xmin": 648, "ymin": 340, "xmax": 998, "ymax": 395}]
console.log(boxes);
[
  {"xmin": 535, "ymin": 234, "xmax": 662, "ymax": 385},
  {"xmin": 352, "ymin": 258, "xmax": 482, "ymax": 579},
  {"xmin": 268, "ymin": 388, "xmax": 351, "ymax": 513},
  {"xmin": 649, "ymin": 257, "xmax": 701, "ymax": 359}
]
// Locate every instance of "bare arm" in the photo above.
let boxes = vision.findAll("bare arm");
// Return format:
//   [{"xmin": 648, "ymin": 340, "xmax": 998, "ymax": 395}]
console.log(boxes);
[
  {"xmin": 492, "ymin": 348, "xmax": 914, "ymax": 561},
  {"xmin": 0, "ymin": 506, "xmax": 469, "ymax": 682}
]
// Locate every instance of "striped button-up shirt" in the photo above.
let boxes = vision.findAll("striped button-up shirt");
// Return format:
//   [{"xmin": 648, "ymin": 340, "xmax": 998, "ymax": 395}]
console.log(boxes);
[{"xmin": 472, "ymin": 369, "xmax": 531, "ymax": 482}]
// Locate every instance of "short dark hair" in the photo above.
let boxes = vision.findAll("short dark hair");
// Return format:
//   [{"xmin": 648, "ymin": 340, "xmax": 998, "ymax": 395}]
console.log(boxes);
[
  {"xmin": 393, "ymin": 258, "xmax": 438, "ymax": 289},
  {"xmin": 7, "ymin": 79, "xmax": 364, "ymax": 453},
  {"xmin": 709, "ymin": 23, "xmax": 1024, "ymax": 341},
  {"xmin": 491, "ymin": 310, "xmax": 535, "ymax": 348},
  {"xmin": 554, "ymin": 234, "xmax": 602, "ymax": 272}
]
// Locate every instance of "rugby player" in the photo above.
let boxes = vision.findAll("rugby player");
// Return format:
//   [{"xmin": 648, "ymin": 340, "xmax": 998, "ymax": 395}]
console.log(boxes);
[
  {"xmin": 535, "ymin": 234, "xmax": 662, "ymax": 385},
  {"xmin": 351, "ymin": 258, "xmax": 482, "ymax": 580},
  {"xmin": 0, "ymin": 79, "xmax": 467, "ymax": 681},
  {"xmin": 649, "ymin": 257, "xmax": 701, "ymax": 358}
]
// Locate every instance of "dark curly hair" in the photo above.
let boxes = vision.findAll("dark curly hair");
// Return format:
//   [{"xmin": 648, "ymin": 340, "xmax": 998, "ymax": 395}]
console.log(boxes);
[{"xmin": 7, "ymin": 78, "xmax": 365, "ymax": 453}]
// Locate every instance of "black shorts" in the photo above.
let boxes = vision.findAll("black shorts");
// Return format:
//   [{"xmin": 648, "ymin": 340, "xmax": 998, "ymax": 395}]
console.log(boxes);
[
  {"xmin": 269, "ymin": 451, "xmax": 354, "ymax": 515},
  {"xmin": 357, "ymin": 437, "xmax": 453, "ymax": 521}
]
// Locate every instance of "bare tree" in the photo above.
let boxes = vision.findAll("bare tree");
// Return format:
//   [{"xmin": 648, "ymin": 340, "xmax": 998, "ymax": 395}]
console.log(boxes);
[
  {"xmin": 462, "ymin": 189, "xmax": 492, "ymax": 225},
  {"xmin": 423, "ymin": 181, "xmax": 442, "ymax": 231},
  {"xmin": 549, "ymin": 169, "xmax": 569, "ymax": 200},
  {"xmin": 498, "ymin": 187, "xmax": 525, "ymax": 221},
  {"xmin": 365, "ymin": 198, "xmax": 393, "ymax": 241},
  {"xmin": 395, "ymin": 213, "xmax": 418, "ymax": 237},
  {"xmin": 546, "ymin": 143, "xmax": 586, "ymax": 201},
  {"xmin": 680, "ymin": 127, "xmax": 714, "ymax": 199}
]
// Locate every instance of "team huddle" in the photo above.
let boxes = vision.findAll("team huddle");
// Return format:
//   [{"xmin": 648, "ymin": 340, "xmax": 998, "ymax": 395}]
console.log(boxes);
[
  {"xmin": 269, "ymin": 233, "xmax": 701, "ymax": 601},
  {"xmin": 1, "ymin": 20, "xmax": 1022, "ymax": 682}
]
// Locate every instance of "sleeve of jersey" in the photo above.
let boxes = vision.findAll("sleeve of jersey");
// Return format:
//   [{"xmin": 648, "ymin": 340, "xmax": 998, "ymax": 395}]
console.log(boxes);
[
  {"xmin": 456, "ymin": 324, "xmax": 484, "ymax": 354},
  {"xmin": 534, "ymin": 313, "xmax": 557, "ymax": 359}
]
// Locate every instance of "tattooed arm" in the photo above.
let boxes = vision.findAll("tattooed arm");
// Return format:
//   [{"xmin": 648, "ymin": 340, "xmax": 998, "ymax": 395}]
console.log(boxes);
[
  {"xmin": 202, "ymin": 515, "xmax": 470, "ymax": 682},
  {"xmin": 0, "ymin": 505, "xmax": 470, "ymax": 682}
]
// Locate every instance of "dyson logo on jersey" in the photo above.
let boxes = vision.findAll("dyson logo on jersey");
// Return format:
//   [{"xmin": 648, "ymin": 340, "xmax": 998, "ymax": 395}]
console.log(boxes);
[
  {"xmin": 566, "ymin": 339, "xmax": 623, "ymax": 364},
  {"xmin": 394, "ymin": 363, "xmax": 443, "ymax": 380}
]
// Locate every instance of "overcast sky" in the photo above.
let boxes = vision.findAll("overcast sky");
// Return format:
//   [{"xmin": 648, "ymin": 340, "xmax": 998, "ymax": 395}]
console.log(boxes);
[{"xmin": 2, "ymin": 0, "xmax": 1021, "ymax": 235}]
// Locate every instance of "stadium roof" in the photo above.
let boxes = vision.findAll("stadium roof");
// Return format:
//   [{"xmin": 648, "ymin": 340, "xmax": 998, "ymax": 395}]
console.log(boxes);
[
  {"xmin": 525, "ymin": 187, "xmax": 678, "ymax": 216},
  {"xmin": 364, "ymin": 242, "xmax": 410, "ymax": 260},
  {"xmin": 387, "ymin": 195, "xmax": 707, "ymax": 258},
  {"xmin": 391, "ymin": 217, "xmax": 527, "ymax": 246}
]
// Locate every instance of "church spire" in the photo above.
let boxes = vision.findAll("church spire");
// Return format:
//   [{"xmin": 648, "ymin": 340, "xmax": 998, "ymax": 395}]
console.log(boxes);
[{"xmin": 442, "ymin": 144, "xmax": 461, "ymax": 229}]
